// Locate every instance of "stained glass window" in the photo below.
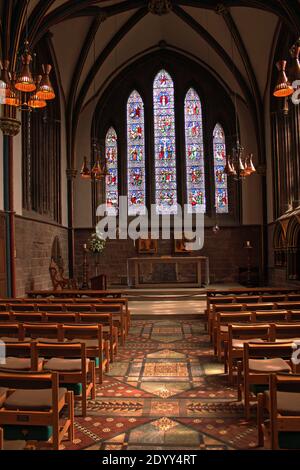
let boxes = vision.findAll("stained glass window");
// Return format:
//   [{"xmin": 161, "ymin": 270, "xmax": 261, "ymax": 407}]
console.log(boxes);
[
  {"xmin": 184, "ymin": 88, "xmax": 206, "ymax": 214},
  {"xmin": 153, "ymin": 70, "xmax": 178, "ymax": 215},
  {"xmin": 213, "ymin": 123, "xmax": 229, "ymax": 214},
  {"xmin": 127, "ymin": 90, "xmax": 146, "ymax": 215},
  {"xmin": 105, "ymin": 127, "xmax": 118, "ymax": 215}
]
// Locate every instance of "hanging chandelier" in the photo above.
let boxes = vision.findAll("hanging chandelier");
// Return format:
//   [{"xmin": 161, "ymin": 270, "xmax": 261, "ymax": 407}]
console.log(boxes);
[
  {"xmin": 224, "ymin": 93, "xmax": 256, "ymax": 181},
  {"xmin": 273, "ymin": 38, "xmax": 300, "ymax": 101},
  {"xmin": 224, "ymin": 142, "xmax": 256, "ymax": 180},
  {"xmin": 80, "ymin": 140, "xmax": 109, "ymax": 181},
  {"xmin": 80, "ymin": 33, "xmax": 108, "ymax": 182},
  {"xmin": 0, "ymin": 1, "xmax": 55, "ymax": 111}
]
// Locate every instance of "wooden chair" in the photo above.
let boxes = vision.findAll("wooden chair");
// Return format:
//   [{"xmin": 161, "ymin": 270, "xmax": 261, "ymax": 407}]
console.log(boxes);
[
  {"xmin": 64, "ymin": 304, "xmax": 92, "ymax": 313},
  {"xmin": 7, "ymin": 304, "xmax": 37, "ymax": 313},
  {"xmin": 239, "ymin": 342, "xmax": 294, "ymax": 419},
  {"xmin": 0, "ymin": 370, "xmax": 74, "ymax": 450},
  {"xmin": 0, "ymin": 324, "xmax": 20, "ymax": 343},
  {"xmin": 100, "ymin": 298, "xmax": 131, "ymax": 333},
  {"xmin": 45, "ymin": 313, "xmax": 78, "ymax": 324},
  {"xmin": 273, "ymin": 323, "xmax": 300, "ymax": 343},
  {"xmin": 0, "ymin": 342, "xmax": 42, "ymax": 372},
  {"xmin": 49, "ymin": 259, "xmax": 78, "ymax": 291},
  {"xmin": 258, "ymin": 373, "xmax": 300, "ymax": 450},
  {"xmin": 60, "ymin": 324, "xmax": 109, "ymax": 383},
  {"xmin": 0, "ymin": 304, "xmax": 8, "ymax": 312},
  {"xmin": 276, "ymin": 302, "xmax": 300, "ymax": 311},
  {"xmin": 253, "ymin": 311, "xmax": 288, "ymax": 323},
  {"xmin": 214, "ymin": 312, "xmax": 254, "ymax": 360},
  {"xmin": 79, "ymin": 313, "xmax": 118, "ymax": 362},
  {"xmin": 21, "ymin": 323, "xmax": 62, "ymax": 343},
  {"xmin": 32, "ymin": 342, "xmax": 95, "ymax": 418},
  {"xmin": 0, "ymin": 313, "xmax": 11, "ymax": 322},
  {"xmin": 234, "ymin": 296, "xmax": 261, "ymax": 304},
  {"xmin": 226, "ymin": 324, "xmax": 272, "ymax": 384},
  {"xmin": 36, "ymin": 304, "xmax": 64, "ymax": 313},
  {"xmin": 92, "ymin": 304, "xmax": 126, "ymax": 345},
  {"xmin": 12, "ymin": 312, "xmax": 45, "ymax": 323},
  {"xmin": 289, "ymin": 311, "xmax": 300, "ymax": 321}
]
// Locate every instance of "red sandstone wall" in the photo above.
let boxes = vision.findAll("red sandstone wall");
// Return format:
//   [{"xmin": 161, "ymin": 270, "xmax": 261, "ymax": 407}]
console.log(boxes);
[
  {"xmin": 15, "ymin": 216, "xmax": 68, "ymax": 297},
  {"xmin": 74, "ymin": 226, "xmax": 262, "ymax": 287}
]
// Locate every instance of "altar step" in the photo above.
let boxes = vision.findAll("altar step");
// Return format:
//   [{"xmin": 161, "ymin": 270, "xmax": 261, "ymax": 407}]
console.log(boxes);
[{"xmin": 129, "ymin": 299, "xmax": 206, "ymax": 318}]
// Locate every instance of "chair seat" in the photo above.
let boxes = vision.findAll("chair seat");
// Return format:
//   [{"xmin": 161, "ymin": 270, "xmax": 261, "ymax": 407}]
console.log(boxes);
[
  {"xmin": 4, "ymin": 388, "xmax": 67, "ymax": 411},
  {"xmin": 43, "ymin": 358, "xmax": 89, "ymax": 372},
  {"xmin": 35, "ymin": 338, "xmax": 65, "ymax": 344},
  {"xmin": 0, "ymin": 337, "xmax": 29, "ymax": 344},
  {"xmin": 0, "ymin": 357, "xmax": 43, "ymax": 371},
  {"xmin": 220, "ymin": 326, "xmax": 228, "ymax": 333},
  {"xmin": 67, "ymin": 338, "xmax": 100, "ymax": 348},
  {"xmin": 249, "ymin": 358, "xmax": 292, "ymax": 373},
  {"xmin": 275, "ymin": 338, "xmax": 300, "ymax": 344},
  {"xmin": 0, "ymin": 387, "xmax": 8, "ymax": 406},
  {"xmin": 265, "ymin": 391, "xmax": 300, "ymax": 416},
  {"xmin": 232, "ymin": 339, "xmax": 264, "ymax": 349}
]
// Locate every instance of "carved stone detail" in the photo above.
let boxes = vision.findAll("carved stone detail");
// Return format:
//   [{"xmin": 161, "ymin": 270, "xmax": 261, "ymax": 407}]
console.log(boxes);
[
  {"xmin": 148, "ymin": 0, "xmax": 172, "ymax": 16},
  {"xmin": 0, "ymin": 117, "xmax": 21, "ymax": 136}
]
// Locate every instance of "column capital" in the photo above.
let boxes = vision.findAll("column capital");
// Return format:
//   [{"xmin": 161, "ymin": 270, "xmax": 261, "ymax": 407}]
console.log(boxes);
[
  {"xmin": 0, "ymin": 117, "xmax": 21, "ymax": 136},
  {"xmin": 66, "ymin": 168, "xmax": 78, "ymax": 180},
  {"xmin": 215, "ymin": 3, "xmax": 228, "ymax": 16}
]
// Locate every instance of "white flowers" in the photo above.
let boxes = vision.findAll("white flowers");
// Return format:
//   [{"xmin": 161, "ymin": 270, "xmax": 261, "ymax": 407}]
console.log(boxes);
[{"xmin": 88, "ymin": 232, "xmax": 106, "ymax": 254}]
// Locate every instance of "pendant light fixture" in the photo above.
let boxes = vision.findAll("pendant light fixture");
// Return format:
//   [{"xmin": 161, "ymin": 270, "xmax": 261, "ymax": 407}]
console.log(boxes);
[
  {"xmin": 80, "ymin": 29, "xmax": 108, "ymax": 182},
  {"xmin": 224, "ymin": 36, "xmax": 256, "ymax": 180},
  {"xmin": 0, "ymin": 0, "xmax": 55, "ymax": 112},
  {"xmin": 273, "ymin": 38, "xmax": 300, "ymax": 103}
]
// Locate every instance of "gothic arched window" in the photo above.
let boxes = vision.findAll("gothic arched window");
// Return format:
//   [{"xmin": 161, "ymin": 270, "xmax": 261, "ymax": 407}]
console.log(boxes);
[
  {"xmin": 127, "ymin": 90, "xmax": 146, "ymax": 215},
  {"xmin": 213, "ymin": 123, "xmax": 229, "ymax": 214},
  {"xmin": 184, "ymin": 88, "xmax": 206, "ymax": 214},
  {"xmin": 153, "ymin": 69, "xmax": 178, "ymax": 215},
  {"xmin": 105, "ymin": 127, "xmax": 119, "ymax": 215}
]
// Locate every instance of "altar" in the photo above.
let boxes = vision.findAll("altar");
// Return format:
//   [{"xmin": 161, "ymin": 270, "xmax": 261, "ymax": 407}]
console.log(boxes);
[{"xmin": 127, "ymin": 256, "xmax": 210, "ymax": 288}]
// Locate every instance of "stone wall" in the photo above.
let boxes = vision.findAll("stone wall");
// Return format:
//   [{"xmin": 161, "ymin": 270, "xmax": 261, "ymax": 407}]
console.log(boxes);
[
  {"xmin": 74, "ymin": 226, "xmax": 262, "ymax": 287},
  {"xmin": 15, "ymin": 216, "xmax": 68, "ymax": 297}
]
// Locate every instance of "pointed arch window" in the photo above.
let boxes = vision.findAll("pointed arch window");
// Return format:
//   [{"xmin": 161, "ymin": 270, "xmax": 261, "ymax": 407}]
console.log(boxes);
[
  {"xmin": 127, "ymin": 90, "xmax": 146, "ymax": 215},
  {"xmin": 184, "ymin": 88, "xmax": 206, "ymax": 214},
  {"xmin": 213, "ymin": 123, "xmax": 229, "ymax": 214},
  {"xmin": 105, "ymin": 127, "xmax": 119, "ymax": 215},
  {"xmin": 153, "ymin": 69, "xmax": 178, "ymax": 215}
]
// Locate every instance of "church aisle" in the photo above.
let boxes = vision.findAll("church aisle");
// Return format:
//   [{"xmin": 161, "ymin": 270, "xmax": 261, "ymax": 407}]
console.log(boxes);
[{"xmin": 63, "ymin": 316, "xmax": 257, "ymax": 451}]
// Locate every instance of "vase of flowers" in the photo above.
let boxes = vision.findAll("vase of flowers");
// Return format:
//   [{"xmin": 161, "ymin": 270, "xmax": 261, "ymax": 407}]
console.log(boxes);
[{"xmin": 87, "ymin": 232, "xmax": 106, "ymax": 276}]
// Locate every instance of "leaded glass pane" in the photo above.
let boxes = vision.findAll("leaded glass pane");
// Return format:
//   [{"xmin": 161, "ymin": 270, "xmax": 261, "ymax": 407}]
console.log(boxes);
[
  {"xmin": 105, "ymin": 127, "xmax": 118, "ymax": 215},
  {"xmin": 127, "ymin": 90, "xmax": 146, "ymax": 215},
  {"xmin": 154, "ymin": 70, "xmax": 178, "ymax": 215},
  {"xmin": 213, "ymin": 123, "xmax": 229, "ymax": 214},
  {"xmin": 184, "ymin": 88, "xmax": 206, "ymax": 214}
]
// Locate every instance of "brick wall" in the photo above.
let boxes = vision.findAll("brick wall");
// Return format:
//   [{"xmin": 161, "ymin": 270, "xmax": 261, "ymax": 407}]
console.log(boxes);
[
  {"xmin": 15, "ymin": 216, "xmax": 68, "ymax": 297},
  {"xmin": 75, "ymin": 226, "xmax": 262, "ymax": 287}
]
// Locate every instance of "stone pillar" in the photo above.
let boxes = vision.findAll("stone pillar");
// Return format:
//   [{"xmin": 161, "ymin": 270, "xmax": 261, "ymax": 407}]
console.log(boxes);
[{"xmin": 66, "ymin": 168, "xmax": 78, "ymax": 279}]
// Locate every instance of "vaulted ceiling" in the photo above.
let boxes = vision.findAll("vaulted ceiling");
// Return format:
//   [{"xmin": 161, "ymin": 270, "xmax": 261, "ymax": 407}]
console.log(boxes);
[{"xmin": 1, "ymin": 0, "xmax": 299, "ymax": 166}]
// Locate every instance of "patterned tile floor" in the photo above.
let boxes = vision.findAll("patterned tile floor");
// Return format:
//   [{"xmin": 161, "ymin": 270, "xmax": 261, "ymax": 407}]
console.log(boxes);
[{"xmin": 64, "ymin": 318, "xmax": 258, "ymax": 451}]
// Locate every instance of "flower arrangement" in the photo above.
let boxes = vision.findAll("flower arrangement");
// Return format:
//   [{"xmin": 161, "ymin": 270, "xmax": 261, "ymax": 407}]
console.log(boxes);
[{"xmin": 88, "ymin": 232, "xmax": 106, "ymax": 254}]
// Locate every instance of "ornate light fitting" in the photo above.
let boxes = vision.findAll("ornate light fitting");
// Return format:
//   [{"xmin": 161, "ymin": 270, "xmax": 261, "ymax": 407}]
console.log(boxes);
[
  {"xmin": 80, "ymin": 142, "xmax": 109, "ymax": 182},
  {"xmin": 148, "ymin": 0, "xmax": 172, "ymax": 15},
  {"xmin": 80, "ymin": 30, "xmax": 108, "ymax": 183},
  {"xmin": 0, "ymin": 0, "xmax": 55, "ymax": 112},
  {"xmin": 273, "ymin": 38, "xmax": 300, "ymax": 99},
  {"xmin": 224, "ymin": 141, "xmax": 256, "ymax": 180}
]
